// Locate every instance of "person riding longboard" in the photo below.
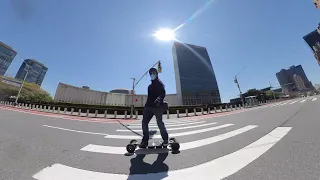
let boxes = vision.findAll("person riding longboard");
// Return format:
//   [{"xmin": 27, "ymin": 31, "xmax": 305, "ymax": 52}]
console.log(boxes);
[{"xmin": 139, "ymin": 67, "xmax": 169, "ymax": 148}]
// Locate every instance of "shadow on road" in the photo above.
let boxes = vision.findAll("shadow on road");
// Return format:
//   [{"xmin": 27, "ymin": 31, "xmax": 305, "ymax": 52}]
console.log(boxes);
[{"xmin": 127, "ymin": 153, "xmax": 169, "ymax": 180}]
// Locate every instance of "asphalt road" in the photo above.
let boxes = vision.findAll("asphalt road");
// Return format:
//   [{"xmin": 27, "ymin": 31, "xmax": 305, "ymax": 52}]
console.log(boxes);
[{"xmin": 0, "ymin": 96, "xmax": 319, "ymax": 180}]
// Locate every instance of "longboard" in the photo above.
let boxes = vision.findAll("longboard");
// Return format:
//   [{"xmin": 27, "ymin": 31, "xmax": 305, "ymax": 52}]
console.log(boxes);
[{"xmin": 126, "ymin": 138, "xmax": 180, "ymax": 154}]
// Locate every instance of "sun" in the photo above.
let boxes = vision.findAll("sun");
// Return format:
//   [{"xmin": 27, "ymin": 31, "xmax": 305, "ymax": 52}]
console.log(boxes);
[{"xmin": 153, "ymin": 29, "xmax": 176, "ymax": 41}]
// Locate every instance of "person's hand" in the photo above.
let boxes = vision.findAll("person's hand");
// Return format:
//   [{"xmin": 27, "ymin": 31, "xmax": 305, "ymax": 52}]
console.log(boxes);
[{"xmin": 154, "ymin": 97, "xmax": 162, "ymax": 107}]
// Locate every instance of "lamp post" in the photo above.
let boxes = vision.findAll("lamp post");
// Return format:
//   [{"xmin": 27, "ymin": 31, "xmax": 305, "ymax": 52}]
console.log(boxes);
[
  {"xmin": 234, "ymin": 67, "xmax": 246, "ymax": 106},
  {"xmin": 15, "ymin": 61, "xmax": 31, "ymax": 104},
  {"xmin": 130, "ymin": 78, "xmax": 136, "ymax": 119},
  {"xmin": 269, "ymin": 81, "xmax": 277, "ymax": 102}
]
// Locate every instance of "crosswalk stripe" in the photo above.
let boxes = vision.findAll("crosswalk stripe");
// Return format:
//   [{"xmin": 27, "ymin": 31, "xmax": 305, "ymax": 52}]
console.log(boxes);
[
  {"xmin": 312, "ymin": 98, "xmax": 317, "ymax": 101},
  {"xmin": 279, "ymin": 102, "xmax": 288, "ymax": 105},
  {"xmin": 33, "ymin": 127, "xmax": 291, "ymax": 180},
  {"xmin": 289, "ymin": 101, "xmax": 297, "ymax": 104},
  {"xmin": 117, "ymin": 122, "xmax": 218, "ymax": 132},
  {"xmin": 81, "ymin": 125, "xmax": 257, "ymax": 154},
  {"xmin": 105, "ymin": 124, "xmax": 234, "ymax": 139},
  {"xmin": 300, "ymin": 100, "xmax": 306, "ymax": 103},
  {"xmin": 127, "ymin": 121, "xmax": 206, "ymax": 128},
  {"xmin": 129, "ymin": 120, "xmax": 199, "ymax": 125}
]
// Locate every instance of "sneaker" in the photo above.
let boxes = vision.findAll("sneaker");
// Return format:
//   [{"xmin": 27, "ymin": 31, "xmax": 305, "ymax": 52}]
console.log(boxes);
[{"xmin": 139, "ymin": 141, "xmax": 148, "ymax": 148}]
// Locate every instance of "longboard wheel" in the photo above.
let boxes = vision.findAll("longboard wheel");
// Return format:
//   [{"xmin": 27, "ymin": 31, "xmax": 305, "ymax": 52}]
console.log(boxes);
[
  {"xmin": 126, "ymin": 144, "xmax": 136, "ymax": 153},
  {"xmin": 129, "ymin": 140, "xmax": 137, "ymax": 145},
  {"xmin": 171, "ymin": 142, "xmax": 180, "ymax": 152}
]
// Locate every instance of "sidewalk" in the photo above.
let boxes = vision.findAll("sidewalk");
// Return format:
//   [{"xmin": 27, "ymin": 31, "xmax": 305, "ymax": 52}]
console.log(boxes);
[{"xmin": 0, "ymin": 101, "xmax": 274, "ymax": 121}]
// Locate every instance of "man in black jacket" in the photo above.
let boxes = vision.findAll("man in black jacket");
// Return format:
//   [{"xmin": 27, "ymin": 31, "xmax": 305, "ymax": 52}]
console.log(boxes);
[{"xmin": 139, "ymin": 67, "xmax": 169, "ymax": 148}]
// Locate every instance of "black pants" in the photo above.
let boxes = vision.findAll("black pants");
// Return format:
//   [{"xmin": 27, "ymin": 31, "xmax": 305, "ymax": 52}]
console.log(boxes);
[{"xmin": 141, "ymin": 106, "xmax": 169, "ymax": 142}]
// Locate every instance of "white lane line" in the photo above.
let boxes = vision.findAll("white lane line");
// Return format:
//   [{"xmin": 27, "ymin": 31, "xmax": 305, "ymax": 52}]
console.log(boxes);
[
  {"xmin": 312, "ymin": 98, "xmax": 317, "ymax": 101},
  {"xmin": 117, "ymin": 122, "xmax": 218, "ymax": 132},
  {"xmin": 105, "ymin": 124, "xmax": 233, "ymax": 139},
  {"xmin": 289, "ymin": 101, "xmax": 297, "ymax": 104},
  {"xmin": 81, "ymin": 125, "xmax": 257, "ymax": 155},
  {"xmin": 279, "ymin": 102, "xmax": 288, "ymax": 105},
  {"xmin": 42, "ymin": 125, "xmax": 108, "ymax": 136},
  {"xmin": 300, "ymin": 99, "xmax": 306, "ymax": 103},
  {"xmin": 127, "ymin": 121, "xmax": 206, "ymax": 128},
  {"xmin": 33, "ymin": 127, "xmax": 291, "ymax": 180}
]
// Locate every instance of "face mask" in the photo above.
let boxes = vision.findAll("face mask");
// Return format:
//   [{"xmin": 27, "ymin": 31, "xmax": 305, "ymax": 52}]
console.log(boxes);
[{"xmin": 150, "ymin": 74, "xmax": 157, "ymax": 80}]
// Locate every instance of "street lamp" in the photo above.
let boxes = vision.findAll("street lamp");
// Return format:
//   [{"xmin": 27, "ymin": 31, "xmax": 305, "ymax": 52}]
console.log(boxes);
[
  {"xmin": 234, "ymin": 67, "xmax": 246, "ymax": 106},
  {"xmin": 269, "ymin": 81, "xmax": 277, "ymax": 102},
  {"xmin": 130, "ymin": 78, "xmax": 136, "ymax": 119},
  {"xmin": 15, "ymin": 61, "xmax": 31, "ymax": 104}
]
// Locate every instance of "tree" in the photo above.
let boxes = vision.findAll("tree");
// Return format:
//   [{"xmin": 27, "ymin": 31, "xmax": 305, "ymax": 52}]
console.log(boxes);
[{"xmin": 0, "ymin": 77, "xmax": 53, "ymax": 103}]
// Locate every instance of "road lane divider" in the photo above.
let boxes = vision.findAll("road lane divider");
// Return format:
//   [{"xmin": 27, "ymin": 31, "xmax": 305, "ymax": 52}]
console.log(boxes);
[{"xmin": 42, "ymin": 125, "xmax": 108, "ymax": 136}]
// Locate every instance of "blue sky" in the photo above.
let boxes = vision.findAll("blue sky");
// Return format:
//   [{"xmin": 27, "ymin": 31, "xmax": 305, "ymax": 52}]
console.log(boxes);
[{"xmin": 1, "ymin": 0, "xmax": 319, "ymax": 102}]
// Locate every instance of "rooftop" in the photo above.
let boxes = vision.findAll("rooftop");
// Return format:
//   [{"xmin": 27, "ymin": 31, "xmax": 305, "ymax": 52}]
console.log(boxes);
[{"xmin": 0, "ymin": 41, "xmax": 17, "ymax": 53}]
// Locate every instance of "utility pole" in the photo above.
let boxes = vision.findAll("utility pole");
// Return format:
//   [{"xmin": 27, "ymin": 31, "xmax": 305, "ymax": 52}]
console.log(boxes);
[
  {"xmin": 130, "ymin": 78, "xmax": 136, "ymax": 119},
  {"xmin": 234, "ymin": 67, "xmax": 246, "ymax": 106},
  {"xmin": 269, "ymin": 81, "xmax": 277, "ymax": 102},
  {"xmin": 15, "ymin": 62, "xmax": 30, "ymax": 104}
]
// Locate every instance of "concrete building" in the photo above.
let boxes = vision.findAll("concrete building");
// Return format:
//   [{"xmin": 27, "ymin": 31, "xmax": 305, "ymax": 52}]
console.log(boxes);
[
  {"xmin": 54, "ymin": 82, "xmax": 180, "ymax": 107},
  {"xmin": 110, "ymin": 89, "xmax": 135, "ymax": 95},
  {"xmin": 276, "ymin": 65, "xmax": 312, "ymax": 94},
  {"xmin": 293, "ymin": 74, "xmax": 307, "ymax": 91},
  {"xmin": 0, "ymin": 41, "xmax": 17, "ymax": 76},
  {"xmin": 172, "ymin": 42, "xmax": 221, "ymax": 105},
  {"xmin": 15, "ymin": 59, "xmax": 48, "ymax": 86}
]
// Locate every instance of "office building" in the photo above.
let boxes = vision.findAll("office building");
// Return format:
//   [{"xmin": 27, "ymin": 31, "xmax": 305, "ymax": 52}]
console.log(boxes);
[
  {"xmin": 276, "ymin": 65, "xmax": 312, "ymax": 94},
  {"xmin": 303, "ymin": 30, "xmax": 320, "ymax": 65},
  {"xmin": 15, "ymin": 59, "xmax": 48, "ymax": 86},
  {"xmin": 172, "ymin": 42, "xmax": 221, "ymax": 105},
  {"xmin": 293, "ymin": 74, "xmax": 307, "ymax": 91},
  {"xmin": 0, "ymin": 41, "xmax": 17, "ymax": 76}
]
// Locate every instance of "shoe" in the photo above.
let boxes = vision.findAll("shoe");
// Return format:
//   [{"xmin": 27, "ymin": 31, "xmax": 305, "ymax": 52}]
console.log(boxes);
[{"xmin": 139, "ymin": 141, "xmax": 148, "ymax": 148}]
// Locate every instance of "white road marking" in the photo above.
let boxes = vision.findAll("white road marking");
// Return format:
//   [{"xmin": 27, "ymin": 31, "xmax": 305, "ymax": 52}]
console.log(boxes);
[
  {"xmin": 127, "ymin": 121, "xmax": 206, "ymax": 128},
  {"xmin": 105, "ymin": 124, "xmax": 233, "ymax": 139},
  {"xmin": 81, "ymin": 125, "xmax": 257, "ymax": 155},
  {"xmin": 300, "ymin": 99, "xmax": 306, "ymax": 103},
  {"xmin": 129, "ymin": 119, "xmax": 201, "ymax": 125},
  {"xmin": 289, "ymin": 101, "xmax": 297, "ymax": 104},
  {"xmin": 33, "ymin": 127, "xmax": 291, "ymax": 180},
  {"xmin": 117, "ymin": 122, "xmax": 218, "ymax": 132},
  {"xmin": 42, "ymin": 125, "xmax": 108, "ymax": 136},
  {"xmin": 279, "ymin": 102, "xmax": 288, "ymax": 105},
  {"xmin": 312, "ymin": 98, "xmax": 317, "ymax": 101}
]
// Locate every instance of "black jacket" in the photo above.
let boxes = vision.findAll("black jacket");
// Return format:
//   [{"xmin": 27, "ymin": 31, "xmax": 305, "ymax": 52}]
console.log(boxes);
[{"xmin": 145, "ymin": 78, "xmax": 166, "ymax": 107}]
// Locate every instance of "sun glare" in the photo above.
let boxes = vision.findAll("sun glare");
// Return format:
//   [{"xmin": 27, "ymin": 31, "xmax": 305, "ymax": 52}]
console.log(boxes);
[{"xmin": 153, "ymin": 29, "xmax": 176, "ymax": 41}]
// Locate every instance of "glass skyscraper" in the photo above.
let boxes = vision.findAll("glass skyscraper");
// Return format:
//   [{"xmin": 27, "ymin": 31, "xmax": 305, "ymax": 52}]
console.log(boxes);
[
  {"xmin": 0, "ymin": 42, "xmax": 17, "ymax": 76},
  {"xmin": 172, "ymin": 42, "xmax": 221, "ymax": 105},
  {"xmin": 303, "ymin": 30, "xmax": 320, "ymax": 65},
  {"xmin": 15, "ymin": 59, "xmax": 48, "ymax": 86}
]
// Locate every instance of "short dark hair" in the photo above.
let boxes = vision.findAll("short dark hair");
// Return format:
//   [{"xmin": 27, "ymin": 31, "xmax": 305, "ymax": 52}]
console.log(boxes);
[{"xmin": 149, "ymin": 68, "xmax": 158, "ymax": 74}]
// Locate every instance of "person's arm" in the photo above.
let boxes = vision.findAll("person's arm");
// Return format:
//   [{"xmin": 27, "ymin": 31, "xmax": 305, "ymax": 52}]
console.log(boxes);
[{"xmin": 159, "ymin": 81, "xmax": 166, "ymax": 100}]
